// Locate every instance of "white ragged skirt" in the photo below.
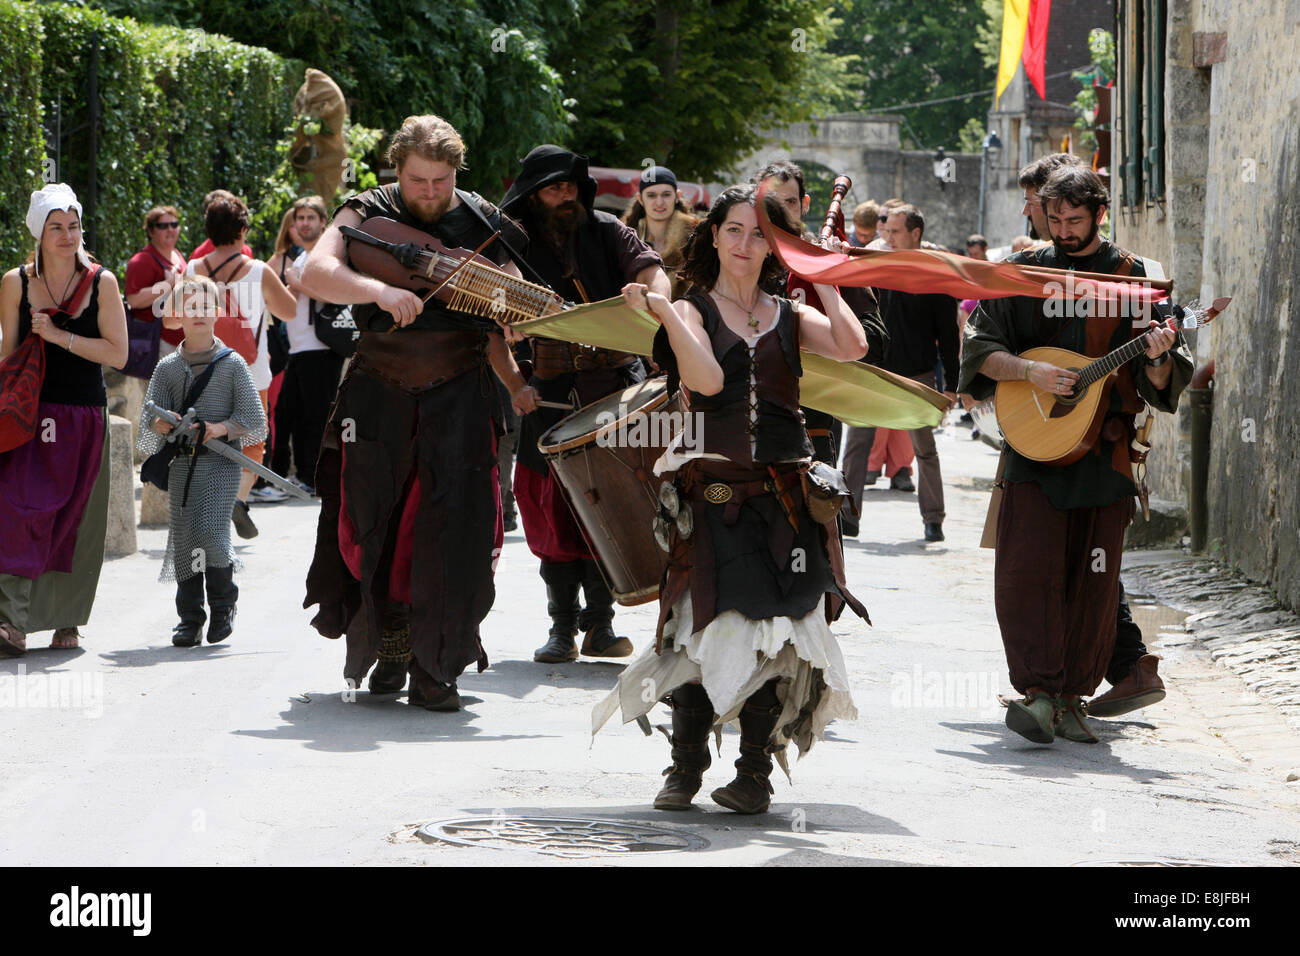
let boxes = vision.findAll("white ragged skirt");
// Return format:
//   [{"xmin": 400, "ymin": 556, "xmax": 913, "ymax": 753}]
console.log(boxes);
[{"xmin": 592, "ymin": 591, "xmax": 857, "ymax": 777}]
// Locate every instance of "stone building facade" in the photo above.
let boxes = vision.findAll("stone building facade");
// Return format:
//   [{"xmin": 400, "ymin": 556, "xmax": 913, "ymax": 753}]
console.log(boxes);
[
  {"xmin": 726, "ymin": 113, "xmax": 999, "ymax": 251},
  {"xmin": 984, "ymin": 1, "xmax": 1118, "ymax": 244},
  {"xmin": 1113, "ymin": 0, "xmax": 1300, "ymax": 611}
]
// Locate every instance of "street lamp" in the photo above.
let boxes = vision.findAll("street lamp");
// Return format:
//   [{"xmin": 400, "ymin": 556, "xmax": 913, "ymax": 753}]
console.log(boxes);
[{"xmin": 977, "ymin": 130, "xmax": 1002, "ymax": 236}]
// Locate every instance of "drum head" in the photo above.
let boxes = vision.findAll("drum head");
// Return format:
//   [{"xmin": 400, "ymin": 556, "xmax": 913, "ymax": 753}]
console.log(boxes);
[{"xmin": 539, "ymin": 376, "xmax": 669, "ymax": 452}]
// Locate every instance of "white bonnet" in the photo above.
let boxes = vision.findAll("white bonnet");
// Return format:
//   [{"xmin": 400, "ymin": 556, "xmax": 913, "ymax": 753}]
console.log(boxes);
[{"xmin": 26, "ymin": 183, "xmax": 92, "ymax": 272}]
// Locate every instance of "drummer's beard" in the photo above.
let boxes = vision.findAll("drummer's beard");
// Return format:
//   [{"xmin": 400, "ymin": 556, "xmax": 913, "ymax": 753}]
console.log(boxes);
[{"xmin": 532, "ymin": 196, "xmax": 588, "ymax": 243}]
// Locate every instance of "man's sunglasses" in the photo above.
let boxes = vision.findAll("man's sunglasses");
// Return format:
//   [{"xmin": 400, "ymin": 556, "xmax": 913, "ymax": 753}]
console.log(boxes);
[{"xmin": 151, "ymin": 221, "xmax": 181, "ymax": 230}]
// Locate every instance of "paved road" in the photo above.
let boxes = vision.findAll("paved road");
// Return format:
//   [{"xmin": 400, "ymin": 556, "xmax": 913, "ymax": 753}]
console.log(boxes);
[{"xmin": 4, "ymin": 420, "xmax": 1299, "ymax": 866}]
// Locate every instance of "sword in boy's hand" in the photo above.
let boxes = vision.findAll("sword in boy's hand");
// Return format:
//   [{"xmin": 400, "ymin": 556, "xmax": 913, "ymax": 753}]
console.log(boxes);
[
  {"xmin": 145, "ymin": 401, "xmax": 313, "ymax": 501},
  {"xmin": 155, "ymin": 406, "xmax": 199, "ymax": 446}
]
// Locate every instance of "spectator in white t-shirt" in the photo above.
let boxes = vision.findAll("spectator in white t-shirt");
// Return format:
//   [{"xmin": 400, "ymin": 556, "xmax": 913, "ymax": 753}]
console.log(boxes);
[{"xmin": 270, "ymin": 196, "xmax": 344, "ymax": 495}]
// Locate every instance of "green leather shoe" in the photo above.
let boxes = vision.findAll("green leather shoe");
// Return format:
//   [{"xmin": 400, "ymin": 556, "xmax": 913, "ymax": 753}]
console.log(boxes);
[
  {"xmin": 1005, "ymin": 688, "xmax": 1056, "ymax": 743},
  {"xmin": 1054, "ymin": 695, "xmax": 1099, "ymax": 743}
]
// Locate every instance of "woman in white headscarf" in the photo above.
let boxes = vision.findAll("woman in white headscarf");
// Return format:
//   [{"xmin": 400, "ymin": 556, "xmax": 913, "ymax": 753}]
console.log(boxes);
[{"xmin": 0, "ymin": 184, "xmax": 127, "ymax": 656}]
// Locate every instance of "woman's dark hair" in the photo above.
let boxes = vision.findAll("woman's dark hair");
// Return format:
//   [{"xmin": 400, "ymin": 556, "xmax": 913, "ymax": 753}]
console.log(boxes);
[
  {"xmin": 205, "ymin": 195, "xmax": 250, "ymax": 246},
  {"xmin": 1037, "ymin": 166, "xmax": 1109, "ymax": 216},
  {"xmin": 677, "ymin": 185, "xmax": 784, "ymax": 292}
]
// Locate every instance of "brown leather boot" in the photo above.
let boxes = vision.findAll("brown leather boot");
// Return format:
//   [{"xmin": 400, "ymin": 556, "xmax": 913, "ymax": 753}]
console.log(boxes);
[
  {"xmin": 408, "ymin": 658, "xmax": 460, "ymax": 712},
  {"xmin": 711, "ymin": 680, "xmax": 782, "ymax": 814},
  {"xmin": 653, "ymin": 683, "xmax": 714, "ymax": 811},
  {"xmin": 578, "ymin": 560, "xmax": 633, "ymax": 658},
  {"xmin": 1086, "ymin": 654, "xmax": 1165, "ymax": 718}
]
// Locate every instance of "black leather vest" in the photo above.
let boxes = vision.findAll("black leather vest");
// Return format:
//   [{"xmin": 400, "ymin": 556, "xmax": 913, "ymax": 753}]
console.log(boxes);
[
  {"xmin": 677, "ymin": 292, "xmax": 811, "ymax": 466},
  {"xmin": 343, "ymin": 185, "xmax": 515, "ymax": 333}
]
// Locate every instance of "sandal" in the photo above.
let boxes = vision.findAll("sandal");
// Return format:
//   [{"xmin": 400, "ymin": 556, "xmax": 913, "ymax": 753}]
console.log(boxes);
[
  {"xmin": 50, "ymin": 627, "xmax": 80, "ymax": 650},
  {"xmin": 0, "ymin": 622, "xmax": 27, "ymax": 657}
]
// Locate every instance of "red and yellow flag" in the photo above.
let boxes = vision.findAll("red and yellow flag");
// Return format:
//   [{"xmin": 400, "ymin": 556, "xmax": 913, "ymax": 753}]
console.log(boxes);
[
  {"xmin": 996, "ymin": 0, "xmax": 1052, "ymax": 103},
  {"xmin": 1023, "ymin": 0, "xmax": 1052, "ymax": 99}
]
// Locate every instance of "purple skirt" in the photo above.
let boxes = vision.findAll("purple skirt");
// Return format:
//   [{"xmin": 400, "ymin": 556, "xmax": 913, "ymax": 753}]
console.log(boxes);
[{"xmin": 0, "ymin": 402, "xmax": 105, "ymax": 579}]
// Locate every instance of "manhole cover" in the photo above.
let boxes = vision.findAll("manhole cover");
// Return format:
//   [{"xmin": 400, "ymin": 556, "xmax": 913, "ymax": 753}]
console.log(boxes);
[
  {"xmin": 1071, "ymin": 858, "xmax": 1240, "ymax": 867},
  {"xmin": 417, "ymin": 816, "xmax": 709, "ymax": 858}
]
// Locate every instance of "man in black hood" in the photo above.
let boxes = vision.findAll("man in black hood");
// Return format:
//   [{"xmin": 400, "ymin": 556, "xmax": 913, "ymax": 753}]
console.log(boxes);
[{"xmin": 501, "ymin": 145, "xmax": 672, "ymax": 664}]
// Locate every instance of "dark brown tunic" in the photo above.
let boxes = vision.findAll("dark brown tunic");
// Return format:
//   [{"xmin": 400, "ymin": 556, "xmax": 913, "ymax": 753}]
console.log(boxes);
[
  {"xmin": 304, "ymin": 186, "xmax": 513, "ymax": 685},
  {"xmin": 652, "ymin": 293, "xmax": 868, "ymax": 642},
  {"xmin": 957, "ymin": 241, "xmax": 1193, "ymax": 695}
]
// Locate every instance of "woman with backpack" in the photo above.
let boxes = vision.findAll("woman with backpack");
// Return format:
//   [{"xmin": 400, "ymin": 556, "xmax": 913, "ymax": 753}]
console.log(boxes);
[{"xmin": 178, "ymin": 193, "xmax": 297, "ymax": 539}]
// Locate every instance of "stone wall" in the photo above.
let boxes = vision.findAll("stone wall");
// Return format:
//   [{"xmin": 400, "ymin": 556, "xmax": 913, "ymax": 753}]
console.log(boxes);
[
  {"xmin": 1115, "ymin": 0, "xmax": 1300, "ymax": 612},
  {"xmin": 877, "ymin": 151, "xmax": 985, "ymax": 250},
  {"xmin": 723, "ymin": 112, "xmax": 1023, "ymax": 249}
]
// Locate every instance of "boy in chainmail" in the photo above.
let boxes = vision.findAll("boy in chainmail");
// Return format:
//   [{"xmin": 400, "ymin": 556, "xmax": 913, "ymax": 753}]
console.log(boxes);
[{"xmin": 139, "ymin": 275, "xmax": 267, "ymax": 646}]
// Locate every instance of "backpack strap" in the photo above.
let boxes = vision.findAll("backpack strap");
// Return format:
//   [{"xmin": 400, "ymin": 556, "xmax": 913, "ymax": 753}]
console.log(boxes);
[
  {"xmin": 182, "ymin": 347, "xmax": 234, "ymax": 409},
  {"xmin": 205, "ymin": 252, "xmax": 245, "ymax": 284},
  {"xmin": 453, "ymin": 188, "xmax": 550, "ymax": 288},
  {"xmin": 59, "ymin": 265, "xmax": 103, "ymax": 316},
  {"xmin": 146, "ymin": 245, "xmax": 178, "ymax": 274}
]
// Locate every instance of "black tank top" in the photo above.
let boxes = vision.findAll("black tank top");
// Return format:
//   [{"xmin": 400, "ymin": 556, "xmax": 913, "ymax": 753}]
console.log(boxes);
[
  {"xmin": 18, "ymin": 267, "xmax": 109, "ymax": 406},
  {"xmin": 651, "ymin": 293, "xmax": 811, "ymax": 466}
]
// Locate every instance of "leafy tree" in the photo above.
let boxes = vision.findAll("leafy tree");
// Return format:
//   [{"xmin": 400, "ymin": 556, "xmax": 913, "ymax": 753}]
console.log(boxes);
[
  {"xmin": 1071, "ymin": 28, "xmax": 1115, "ymax": 154},
  {"xmin": 547, "ymin": 0, "xmax": 853, "ymax": 180},
  {"xmin": 79, "ymin": 0, "xmax": 569, "ymax": 192},
  {"xmin": 825, "ymin": 0, "xmax": 996, "ymax": 151},
  {"xmin": 974, "ymin": 0, "xmax": 1003, "ymax": 70}
]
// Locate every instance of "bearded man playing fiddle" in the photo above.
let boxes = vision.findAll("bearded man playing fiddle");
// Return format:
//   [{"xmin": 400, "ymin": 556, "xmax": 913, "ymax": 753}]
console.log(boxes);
[{"xmin": 300, "ymin": 114, "xmax": 539, "ymax": 712}]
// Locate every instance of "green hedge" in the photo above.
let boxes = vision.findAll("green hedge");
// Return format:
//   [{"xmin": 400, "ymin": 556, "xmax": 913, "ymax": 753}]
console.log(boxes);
[
  {"xmin": 0, "ymin": 0, "xmax": 47, "ymax": 268},
  {"xmin": 0, "ymin": 1, "xmax": 304, "ymax": 273}
]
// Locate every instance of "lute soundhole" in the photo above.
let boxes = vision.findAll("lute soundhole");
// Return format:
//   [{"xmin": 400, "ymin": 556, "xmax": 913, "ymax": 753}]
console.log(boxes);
[{"xmin": 1043, "ymin": 368, "xmax": 1086, "ymax": 419}]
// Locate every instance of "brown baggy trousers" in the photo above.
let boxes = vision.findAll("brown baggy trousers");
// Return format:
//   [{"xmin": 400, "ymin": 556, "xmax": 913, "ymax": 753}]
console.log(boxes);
[{"xmin": 994, "ymin": 480, "xmax": 1133, "ymax": 696}]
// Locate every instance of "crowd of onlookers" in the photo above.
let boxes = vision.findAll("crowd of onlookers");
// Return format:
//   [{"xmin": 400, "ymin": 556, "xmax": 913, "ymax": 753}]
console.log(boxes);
[
  {"xmin": 834, "ymin": 191, "xmax": 1050, "ymax": 541},
  {"xmin": 124, "ymin": 190, "xmax": 355, "ymax": 538},
  {"xmin": 1, "ymin": 182, "xmax": 361, "ymax": 655}
]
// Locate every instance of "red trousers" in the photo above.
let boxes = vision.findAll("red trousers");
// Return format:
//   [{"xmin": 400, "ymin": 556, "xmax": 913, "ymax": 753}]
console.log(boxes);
[{"xmin": 867, "ymin": 427, "xmax": 915, "ymax": 477}]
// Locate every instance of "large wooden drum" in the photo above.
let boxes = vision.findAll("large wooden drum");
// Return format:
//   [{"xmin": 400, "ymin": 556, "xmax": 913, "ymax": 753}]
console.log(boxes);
[{"xmin": 539, "ymin": 377, "xmax": 685, "ymax": 606}]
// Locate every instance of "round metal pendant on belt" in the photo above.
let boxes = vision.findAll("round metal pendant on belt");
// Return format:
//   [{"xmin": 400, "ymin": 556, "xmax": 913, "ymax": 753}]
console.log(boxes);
[
  {"xmin": 653, "ymin": 515, "xmax": 672, "ymax": 553},
  {"xmin": 703, "ymin": 482, "xmax": 732, "ymax": 504},
  {"xmin": 657, "ymin": 481, "xmax": 680, "ymax": 518},
  {"xmin": 675, "ymin": 506, "xmax": 693, "ymax": 539}
]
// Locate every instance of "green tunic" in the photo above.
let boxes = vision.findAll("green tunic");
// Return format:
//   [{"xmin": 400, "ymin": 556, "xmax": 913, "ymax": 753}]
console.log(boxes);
[{"xmin": 958, "ymin": 241, "xmax": 1194, "ymax": 509}]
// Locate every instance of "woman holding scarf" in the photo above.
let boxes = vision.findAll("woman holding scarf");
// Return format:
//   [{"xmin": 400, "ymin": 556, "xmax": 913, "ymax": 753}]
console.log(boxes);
[
  {"xmin": 593, "ymin": 185, "xmax": 870, "ymax": 814},
  {"xmin": 0, "ymin": 184, "xmax": 128, "ymax": 655}
]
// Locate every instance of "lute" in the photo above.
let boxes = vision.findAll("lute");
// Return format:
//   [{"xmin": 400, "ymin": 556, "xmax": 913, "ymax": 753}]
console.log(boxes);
[{"xmin": 993, "ymin": 297, "xmax": 1229, "ymax": 465}]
